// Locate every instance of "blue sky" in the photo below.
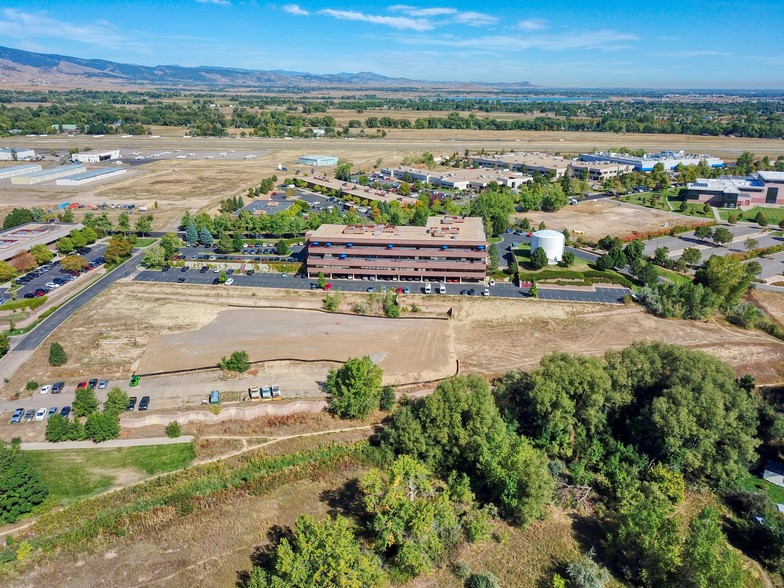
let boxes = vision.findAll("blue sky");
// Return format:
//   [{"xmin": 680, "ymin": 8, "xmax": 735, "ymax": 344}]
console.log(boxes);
[{"xmin": 0, "ymin": 0, "xmax": 781, "ymax": 88}]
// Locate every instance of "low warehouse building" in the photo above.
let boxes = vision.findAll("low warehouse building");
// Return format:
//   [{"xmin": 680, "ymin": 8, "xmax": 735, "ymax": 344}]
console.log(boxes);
[
  {"xmin": 0, "ymin": 147, "xmax": 35, "ymax": 161},
  {"xmin": 0, "ymin": 164, "xmax": 43, "ymax": 180},
  {"xmin": 298, "ymin": 155, "xmax": 339, "ymax": 166},
  {"xmin": 531, "ymin": 229, "xmax": 565, "ymax": 264},
  {"xmin": 71, "ymin": 150, "xmax": 121, "ymax": 163},
  {"xmin": 11, "ymin": 164, "xmax": 86, "ymax": 185},
  {"xmin": 0, "ymin": 222, "xmax": 83, "ymax": 262},
  {"xmin": 56, "ymin": 167, "xmax": 127, "ymax": 186}
]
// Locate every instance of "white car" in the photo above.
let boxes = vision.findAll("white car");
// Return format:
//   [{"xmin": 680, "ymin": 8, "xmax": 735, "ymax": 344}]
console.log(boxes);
[
  {"xmin": 40, "ymin": 384, "xmax": 52, "ymax": 395},
  {"xmin": 225, "ymin": 278, "xmax": 234, "ymax": 285},
  {"xmin": 483, "ymin": 289, "xmax": 490, "ymax": 296},
  {"xmin": 35, "ymin": 408, "xmax": 47, "ymax": 421},
  {"xmin": 45, "ymin": 282, "xmax": 59, "ymax": 289},
  {"xmin": 213, "ymin": 268, "xmax": 220, "ymax": 273}
]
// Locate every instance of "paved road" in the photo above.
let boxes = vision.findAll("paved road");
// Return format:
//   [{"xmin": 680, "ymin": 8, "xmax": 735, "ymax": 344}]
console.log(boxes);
[
  {"xmin": 495, "ymin": 231, "xmax": 598, "ymax": 269},
  {"xmin": 20, "ymin": 435, "xmax": 194, "ymax": 451}
]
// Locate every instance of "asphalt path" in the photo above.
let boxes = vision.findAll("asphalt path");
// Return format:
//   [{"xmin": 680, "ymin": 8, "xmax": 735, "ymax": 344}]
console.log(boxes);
[{"xmin": 14, "ymin": 248, "xmax": 145, "ymax": 352}]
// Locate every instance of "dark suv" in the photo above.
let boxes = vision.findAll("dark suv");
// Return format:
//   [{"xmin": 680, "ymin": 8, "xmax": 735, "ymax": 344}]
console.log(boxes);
[{"xmin": 138, "ymin": 396, "xmax": 150, "ymax": 411}]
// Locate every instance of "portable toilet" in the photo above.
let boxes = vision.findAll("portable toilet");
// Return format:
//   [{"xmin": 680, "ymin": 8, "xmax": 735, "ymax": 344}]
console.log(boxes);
[{"xmin": 209, "ymin": 390, "xmax": 221, "ymax": 404}]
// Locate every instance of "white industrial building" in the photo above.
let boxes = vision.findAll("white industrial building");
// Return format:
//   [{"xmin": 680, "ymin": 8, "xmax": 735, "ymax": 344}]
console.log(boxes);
[
  {"xmin": 381, "ymin": 166, "xmax": 532, "ymax": 191},
  {"xmin": 579, "ymin": 150, "xmax": 724, "ymax": 171},
  {"xmin": 531, "ymin": 229, "xmax": 565, "ymax": 265},
  {"xmin": 0, "ymin": 147, "xmax": 35, "ymax": 161},
  {"xmin": 0, "ymin": 164, "xmax": 43, "ymax": 180},
  {"xmin": 71, "ymin": 150, "xmax": 121, "ymax": 164},
  {"xmin": 11, "ymin": 164, "xmax": 86, "ymax": 185},
  {"xmin": 470, "ymin": 152, "xmax": 571, "ymax": 178},
  {"xmin": 298, "ymin": 155, "xmax": 338, "ymax": 166},
  {"xmin": 56, "ymin": 167, "xmax": 127, "ymax": 186}
]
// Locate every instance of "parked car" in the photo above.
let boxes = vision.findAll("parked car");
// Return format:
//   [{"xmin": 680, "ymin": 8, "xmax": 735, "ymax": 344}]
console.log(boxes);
[
  {"xmin": 129, "ymin": 375, "xmax": 141, "ymax": 387},
  {"xmin": 161, "ymin": 265, "xmax": 170, "ymax": 272},
  {"xmin": 225, "ymin": 278, "xmax": 234, "ymax": 285},
  {"xmin": 47, "ymin": 407, "xmax": 57, "ymax": 418},
  {"xmin": 88, "ymin": 378, "xmax": 98, "ymax": 389},
  {"xmin": 180, "ymin": 266, "xmax": 189, "ymax": 272},
  {"xmin": 98, "ymin": 379, "xmax": 108, "ymax": 389},
  {"xmin": 483, "ymin": 288, "xmax": 490, "ymax": 296},
  {"xmin": 324, "ymin": 283, "xmax": 333, "ymax": 291},
  {"xmin": 23, "ymin": 409, "xmax": 35, "ymax": 422},
  {"xmin": 40, "ymin": 384, "xmax": 52, "ymax": 395},
  {"xmin": 52, "ymin": 381, "xmax": 64, "ymax": 394},
  {"xmin": 9, "ymin": 408, "xmax": 24, "ymax": 424},
  {"xmin": 59, "ymin": 406, "xmax": 71, "ymax": 418},
  {"xmin": 76, "ymin": 381, "xmax": 88, "ymax": 390},
  {"xmin": 35, "ymin": 407, "xmax": 47, "ymax": 421},
  {"xmin": 138, "ymin": 396, "xmax": 150, "ymax": 411},
  {"xmin": 127, "ymin": 396, "xmax": 137, "ymax": 411},
  {"xmin": 246, "ymin": 269, "xmax": 255, "ymax": 275}
]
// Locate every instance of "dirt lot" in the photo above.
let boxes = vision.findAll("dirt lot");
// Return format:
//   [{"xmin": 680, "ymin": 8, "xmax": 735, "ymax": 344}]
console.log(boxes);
[
  {"xmin": 515, "ymin": 199, "xmax": 695, "ymax": 242},
  {"xmin": 138, "ymin": 307, "xmax": 454, "ymax": 383},
  {"xmin": 751, "ymin": 290, "xmax": 784, "ymax": 327}
]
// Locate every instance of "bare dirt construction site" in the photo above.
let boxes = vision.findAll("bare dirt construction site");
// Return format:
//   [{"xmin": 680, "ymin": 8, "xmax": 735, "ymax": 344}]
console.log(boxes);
[{"xmin": 515, "ymin": 199, "xmax": 691, "ymax": 242}]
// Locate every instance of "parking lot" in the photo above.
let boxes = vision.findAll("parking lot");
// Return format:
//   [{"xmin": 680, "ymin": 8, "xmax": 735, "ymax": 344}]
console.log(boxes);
[{"xmin": 12, "ymin": 244, "xmax": 107, "ymax": 299}]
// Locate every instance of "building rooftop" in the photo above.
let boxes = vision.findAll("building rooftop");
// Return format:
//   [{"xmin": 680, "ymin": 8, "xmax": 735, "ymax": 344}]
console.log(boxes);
[
  {"xmin": 757, "ymin": 170, "xmax": 784, "ymax": 183},
  {"xmin": 688, "ymin": 176, "xmax": 764, "ymax": 193},
  {"xmin": 389, "ymin": 165, "xmax": 529, "ymax": 184},
  {"xmin": 0, "ymin": 222, "xmax": 83, "ymax": 261},
  {"xmin": 19, "ymin": 164, "xmax": 85, "ymax": 178},
  {"xmin": 584, "ymin": 150, "xmax": 721, "ymax": 164},
  {"xmin": 63, "ymin": 167, "xmax": 127, "ymax": 180},
  {"xmin": 471, "ymin": 152, "xmax": 570, "ymax": 169},
  {"xmin": 308, "ymin": 216, "xmax": 486, "ymax": 244}
]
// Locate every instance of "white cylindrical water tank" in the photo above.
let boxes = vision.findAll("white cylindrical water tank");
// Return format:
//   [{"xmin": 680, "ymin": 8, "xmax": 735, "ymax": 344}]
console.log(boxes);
[{"xmin": 531, "ymin": 229, "xmax": 565, "ymax": 265}]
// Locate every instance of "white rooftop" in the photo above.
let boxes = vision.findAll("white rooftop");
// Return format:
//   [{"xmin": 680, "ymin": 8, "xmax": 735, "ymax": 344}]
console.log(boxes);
[{"xmin": 758, "ymin": 170, "xmax": 784, "ymax": 183}]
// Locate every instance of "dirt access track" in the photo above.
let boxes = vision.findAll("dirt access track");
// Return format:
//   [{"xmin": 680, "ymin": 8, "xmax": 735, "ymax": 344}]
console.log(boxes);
[{"xmin": 137, "ymin": 307, "xmax": 454, "ymax": 383}]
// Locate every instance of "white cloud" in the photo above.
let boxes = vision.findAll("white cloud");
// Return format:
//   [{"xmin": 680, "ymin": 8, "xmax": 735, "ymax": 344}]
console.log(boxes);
[
  {"xmin": 389, "ymin": 5, "xmax": 497, "ymax": 26},
  {"xmin": 195, "ymin": 0, "xmax": 231, "ymax": 5},
  {"xmin": 282, "ymin": 4, "xmax": 309, "ymax": 16},
  {"xmin": 518, "ymin": 18, "xmax": 546, "ymax": 31},
  {"xmin": 319, "ymin": 9, "xmax": 433, "ymax": 31},
  {"xmin": 391, "ymin": 6, "xmax": 457, "ymax": 17},
  {"xmin": 394, "ymin": 29, "xmax": 638, "ymax": 52},
  {"xmin": 0, "ymin": 9, "xmax": 129, "ymax": 48},
  {"xmin": 451, "ymin": 11, "xmax": 497, "ymax": 27}
]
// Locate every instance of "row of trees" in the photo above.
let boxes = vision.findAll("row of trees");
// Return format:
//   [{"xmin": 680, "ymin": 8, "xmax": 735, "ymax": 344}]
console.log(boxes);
[{"xmin": 45, "ymin": 386, "xmax": 128, "ymax": 443}]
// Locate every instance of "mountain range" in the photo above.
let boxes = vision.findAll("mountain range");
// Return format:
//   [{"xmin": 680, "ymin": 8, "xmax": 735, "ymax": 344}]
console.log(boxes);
[{"xmin": 0, "ymin": 45, "xmax": 535, "ymax": 90}]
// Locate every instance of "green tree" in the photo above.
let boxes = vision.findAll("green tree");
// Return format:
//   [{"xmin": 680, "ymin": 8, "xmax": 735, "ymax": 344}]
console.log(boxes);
[
  {"xmin": 680, "ymin": 248, "xmax": 702, "ymax": 267},
  {"xmin": 159, "ymin": 233, "xmax": 182, "ymax": 259},
  {"xmin": 379, "ymin": 385, "xmax": 396, "ymax": 411},
  {"xmin": 199, "ymin": 227, "xmax": 213, "ymax": 246},
  {"xmin": 56, "ymin": 236, "xmax": 74, "ymax": 255},
  {"xmin": 0, "ymin": 260, "xmax": 15, "ymax": 283},
  {"xmin": 530, "ymin": 246, "xmax": 549, "ymax": 269},
  {"xmin": 251, "ymin": 514, "xmax": 384, "ymax": 588},
  {"xmin": 219, "ymin": 350, "xmax": 251, "ymax": 372},
  {"xmin": 595, "ymin": 253, "xmax": 614, "ymax": 271},
  {"xmin": 711, "ymin": 227, "xmax": 733, "ymax": 247},
  {"xmin": 104, "ymin": 236, "xmax": 133, "ymax": 264},
  {"xmin": 59, "ymin": 208, "xmax": 75, "ymax": 223},
  {"xmin": 727, "ymin": 213, "xmax": 738, "ymax": 225},
  {"xmin": 29, "ymin": 244, "xmax": 54, "ymax": 265},
  {"xmin": 104, "ymin": 387, "xmax": 129, "ymax": 417},
  {"xmin": 335, "ymin": 159, "xmax": 353, "ymax": 182},
  {"xmin": 0, "ymin": 440, "xmax": 48, "ymax": 524},
  {"xmin": 45, "ymin": 414, "xmax": 72, "ymax": 442},
  {"xmin": 275, "ymin": 240, "xmax": 290, "ymax": 256},
  {"xmin": 694, "ymin": 254, "xmax": 754, "ymax": 308},
  {"xmin": 216, "ymin": 233, "xmax": 234, "ymax": 254},
  {"xmin": 73, "ymin": 386, "xmax": 99, "ymax": 417},
  {"xmin": 653, "ymin": 247, "xmax": 670, "ymax": 266},
  {"xmin": 3, "ymin": 208, "xmax": 35, "ymax": 230},
  {"xmin": 469, "ymin": 191, "xmax": 515, "ymax": 237},
  {"xmin": 681, "ymin": 507, "xmax": 745, "ymax": 588},
  {"xmin": 326, "ymin": 356, "xmax": 383, "ymax": 419},
  {"xmin": 755, "ymin": 211, "xmax": 769, "ymax": 227},
  {"xmin": 117, "ymin": 212, "xmax": 130, "ymax": 234},
  {"xmin": 0, "ymin": 333, "xmax": 9, "ymax": 358},
  {"xmin": 467, "ymin": 573, "xmax": 501, "ymax": 588},
  {"xmin": 60, "ymin": 254, "xmax": 88, "ymax": 274},
  {"xmin": 142, "ymin": 245, "xmax": 165, "ymax": 268},
  {"xmin": 69, "ymin": 229, "xmax": 88, "ymax": 249},
  {"xmin": 317, "ymin": 272, "xmax": 326, "ymax": 289},
  {"xmin": 694, "ymin": 225, "xmax": 713, "ymax": 242},
  {"xmin": 185, "ymin": 222, "xmax": 198, "ymax": 244},
  {"xmin": 48, "ymin": 342, "xmax": 68, "ymax": 366},
  {"xmin": 567, "ymin": 549, "xmax": 611, "ymax": 588},
  {"xmin": 85, "ymin": 411, "xmax": 120, "ymax": 443},
  {"xmin": 135, "ymin": 214, "xmax": 153, "ymax": 235},
  {"xmin": 165, "ymin": 421, "xmax": 182, "ymax": 438}
]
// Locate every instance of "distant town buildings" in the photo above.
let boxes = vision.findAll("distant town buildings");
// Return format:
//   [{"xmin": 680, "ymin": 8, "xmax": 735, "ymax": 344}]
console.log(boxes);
[
  {"xmin": 298, "ymin": 155, "xmax": 338, "ymax": 166},
  {"xmin": 685, "ymin": 171, "xmax": 784, "ymax": 207},
  {"xmin": 0, "ymin": 147, "xmax": 35, "ymax": 161},
  {"xmin": 71, "ymin": 150, "xmax": 121, "ymax": 164},
  {"xmin": 579, "ymin": 150, "xmax": 724, "ymax": 171},
  {"xmin": 306, "ymin": 216, "xmax": 487, "ymax": 283},
  {"xmin": 381, "ymin": 166, "xmax": 532, "ymax": 191}
]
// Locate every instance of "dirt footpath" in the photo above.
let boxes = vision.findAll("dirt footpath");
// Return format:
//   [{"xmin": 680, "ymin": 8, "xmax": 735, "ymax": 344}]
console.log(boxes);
[{"xmin": 137, "ymin": 308, "xmax": 455, "ymax": 384}]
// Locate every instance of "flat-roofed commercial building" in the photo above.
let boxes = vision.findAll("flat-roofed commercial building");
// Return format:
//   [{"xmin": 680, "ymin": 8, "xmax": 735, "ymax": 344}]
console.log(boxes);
[
  {"xmin": 11, "ymin": 164, "xmax": 86, "ymax": 185},
  {"xmin": 71, "ymin": 150, "xmax": 121, "ymax": 163},
  {"xmin": 306, "ymin": 216, "xmax": 487, "ymax": 282},
  {"xmin": 56, "ymin": 167, "xmax": 127, "ymax": 186},
  {"xmin": 381, "ymin": 166, "xmax": 532, "ymax": 190},
  {"xmin": 0, "ymin": 164, "xmax": 43, "ymax": 180},
  {"xmin": 569, "ymin": 160, "xmax": 634, "ymax": 181},
  {"xmin": 684, "ymin": 171, "xmax": 784, "ymax": 208},
  {"xmin": 298, "ymin": 155, "xmax": 339, "ymax": 166},
  {"xmin": 580, "ymin": 150, "xmax": 724, "ymax": 171},
  {"xmin": 0, "ymin": 222, "xmax": 83, "ymax": 262},
  {"xmin": 470, "ymin": 152, "xmax": 571, "ymax": 178},
  {"xmin": 0, "ymin": 148, "xmax": 35, "ymax": 161}
]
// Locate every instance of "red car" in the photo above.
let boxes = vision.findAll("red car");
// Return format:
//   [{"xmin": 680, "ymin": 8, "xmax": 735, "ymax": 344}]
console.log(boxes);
[
  {"xmin": 324, "ymin": 283, "xmax": 333, "ymax": 291},
  {"xmin": 34, "ymin": 289, "xmax": 47, "ymax": 297},
  {"xmin": 76, "ymin": 381, "xmax": 88, "ymax": 390},
  {"xmin": 396, "ymin": 287, "xmax": 404, "ymax": 294}
]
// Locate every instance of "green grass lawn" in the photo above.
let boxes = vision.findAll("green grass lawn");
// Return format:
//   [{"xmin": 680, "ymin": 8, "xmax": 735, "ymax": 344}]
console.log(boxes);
[
  {"xmin": 738, "ymin": 472, "xmax": 784, "ymax": 505},
  {"xmin": 620, "ymin": 192, "xmax": 671, "ymax": 211},
  {"xmin": 26, "ymin": 443, "xmax": 195, "ymax": 503},
  {"xmin": 719, "ymin": 206, "xmax": 784, "ymax": 226},
  {"xmin": 133, "ymin": 237, "xmax": 158, "ymax": 247},
  {"xmin": 656, "ymin": 266, "xmax": 692, "ymax": 286}
]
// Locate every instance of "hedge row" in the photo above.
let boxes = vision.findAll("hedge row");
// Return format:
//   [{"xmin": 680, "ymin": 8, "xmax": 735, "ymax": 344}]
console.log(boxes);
[
  {"xmin": 727, "ymin": 243, "xmax": 784, "ymax": 262},
  {"xmin": 518, "ymin": 269, "xmax": 633, "ymax": 289},
  {"xmin": 0, "ymin": 296, "xmax": 47, "ymax": 312}
]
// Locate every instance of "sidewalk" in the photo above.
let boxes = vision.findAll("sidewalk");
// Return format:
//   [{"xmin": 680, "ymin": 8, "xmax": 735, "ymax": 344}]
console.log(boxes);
[{"xmin": 20, "ymin": 435, "xmax": 194, "ymax": 451}]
